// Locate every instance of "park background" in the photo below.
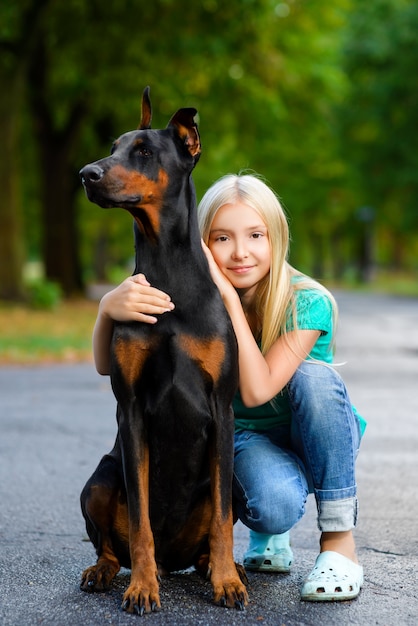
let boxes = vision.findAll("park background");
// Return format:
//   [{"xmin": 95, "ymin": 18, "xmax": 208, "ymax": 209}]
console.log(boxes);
[
  {"xmin": 2, "ymin": 6, "xmax": 418, "ymax": 623},
  {"xmin": 1, "ymin": 0, "xmax": 417, "ymax": 363}
]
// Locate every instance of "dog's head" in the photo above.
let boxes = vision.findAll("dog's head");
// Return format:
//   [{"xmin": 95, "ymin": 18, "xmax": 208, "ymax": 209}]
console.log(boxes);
[{"xmin": 79, "ymin": 87, "xmax": 201, "ymax": 239}]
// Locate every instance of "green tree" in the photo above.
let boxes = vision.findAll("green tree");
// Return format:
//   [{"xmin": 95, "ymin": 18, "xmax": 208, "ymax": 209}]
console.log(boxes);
[
  {"xmin": 3, "ymin": 0, "xmax": 382, "ymax": 297},
  {"xmin": 339, "ymin": 0, "xmax": 418, "ymax": 270}
]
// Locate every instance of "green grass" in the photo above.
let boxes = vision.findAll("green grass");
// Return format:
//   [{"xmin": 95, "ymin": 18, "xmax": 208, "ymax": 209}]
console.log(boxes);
[
  {"xmin": 0, "ymin": 299, "xmax": 97, "ymax": 365},
  {"xmin": 365, "ymin": 273, "xmax": 418, "ymax": 297},
  {"xmin": 329, "ymin": 271, "xmax": 418, "ymax": 297}
]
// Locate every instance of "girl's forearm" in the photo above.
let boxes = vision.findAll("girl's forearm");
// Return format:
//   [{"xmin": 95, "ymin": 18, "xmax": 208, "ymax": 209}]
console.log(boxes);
[
  {"xmin": 223, "ymin": 294, "xmax": 276, "ymax": 406},
  {"xmin": 222, "ymin": 290, "xmax": 319, "ymax": 407},
  {"xmin": 92, "ymin": 305, "xmax": 113, "ymax": 375}
]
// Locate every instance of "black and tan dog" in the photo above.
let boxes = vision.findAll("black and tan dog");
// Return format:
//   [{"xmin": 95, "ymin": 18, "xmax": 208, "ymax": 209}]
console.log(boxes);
[{"xmin": 79, "ymin": 88, "xmax": 248, "ymax": 615}]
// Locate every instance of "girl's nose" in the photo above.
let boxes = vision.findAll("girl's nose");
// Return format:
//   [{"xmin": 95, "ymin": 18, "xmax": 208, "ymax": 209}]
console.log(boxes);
[{"xmin": 231, "ymin": 241, "xmax": 249, "ymax": 260}]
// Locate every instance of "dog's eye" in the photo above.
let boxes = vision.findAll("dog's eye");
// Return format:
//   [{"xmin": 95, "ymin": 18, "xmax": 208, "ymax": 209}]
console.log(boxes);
[{"xmin": 137, "ymin": 146, "xmax": 153, "ymax": 157}]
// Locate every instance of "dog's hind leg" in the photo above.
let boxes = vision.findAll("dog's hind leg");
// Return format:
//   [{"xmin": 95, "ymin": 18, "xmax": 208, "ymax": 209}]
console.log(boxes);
[{"xmin": 80, "ymin": 451, "xmax": 129, "ymax": 592}]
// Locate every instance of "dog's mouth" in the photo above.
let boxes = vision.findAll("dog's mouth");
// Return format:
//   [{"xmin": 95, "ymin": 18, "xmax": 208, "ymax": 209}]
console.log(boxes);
[
  {"xmin": 80, "ymin": 165, "xmax": 161, "ymax": 241},
  {"xmin": 83, "ymin": 184, "xmax": 157, "ymax": 241},
  {"xmin": 96, "ymin": 196, "xmax": 143, "ymax": 210},
  {"xmin": 81, "ymin": 164, "xmax": 144, "ymax": 209},
  {"xmin": 82, "ymin": 182, "xmax": 143, "ymax": 210}
]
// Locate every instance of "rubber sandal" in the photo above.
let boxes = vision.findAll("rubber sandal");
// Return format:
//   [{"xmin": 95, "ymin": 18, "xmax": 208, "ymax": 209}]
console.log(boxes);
[
  {"xmin": 243, "ymin": 531, "xmax": 293, "ymax": 573},
  {"xmin": 301, "ymin": 551, "xmax": 363, "ymax": 601}
]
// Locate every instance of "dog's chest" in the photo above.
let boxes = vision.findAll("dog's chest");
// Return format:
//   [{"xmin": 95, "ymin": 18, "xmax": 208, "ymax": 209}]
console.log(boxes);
[{"xmin": 112, "ymin": 316, "xmax": 228, "ymax": 387}]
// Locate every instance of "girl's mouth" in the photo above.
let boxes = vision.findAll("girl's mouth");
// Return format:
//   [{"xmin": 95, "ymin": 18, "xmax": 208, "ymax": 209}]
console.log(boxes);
[{"xmin": 229, "ymin": 265, "xmax": 253, "ymax": 274}]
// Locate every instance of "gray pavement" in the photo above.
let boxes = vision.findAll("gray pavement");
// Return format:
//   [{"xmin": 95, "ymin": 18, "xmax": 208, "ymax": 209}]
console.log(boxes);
[{"xmin": 1, "ymin": 291, "xmax": 417, "ymax": 625}]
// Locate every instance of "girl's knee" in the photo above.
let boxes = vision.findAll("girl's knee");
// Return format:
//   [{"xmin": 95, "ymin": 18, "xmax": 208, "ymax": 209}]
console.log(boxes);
[
  {"xmin": 235, "ymin": 482, "xmax": 306, "ymax": 534},
  {"xmin": 288, "ymin": 362, "xmax": 354, "ymax": 428}
]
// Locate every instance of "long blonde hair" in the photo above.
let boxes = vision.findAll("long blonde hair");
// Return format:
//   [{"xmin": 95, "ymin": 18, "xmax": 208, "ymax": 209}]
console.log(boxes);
[{"xmin": 198, "ymin": 173, "xmax": 338, "ymax": 356}]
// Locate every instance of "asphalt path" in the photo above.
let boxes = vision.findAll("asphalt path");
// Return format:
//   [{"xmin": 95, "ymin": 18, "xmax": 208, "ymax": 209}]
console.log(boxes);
[{"xmin": 1, "ymin": 291, "xmax": 417, "ymax": 625}]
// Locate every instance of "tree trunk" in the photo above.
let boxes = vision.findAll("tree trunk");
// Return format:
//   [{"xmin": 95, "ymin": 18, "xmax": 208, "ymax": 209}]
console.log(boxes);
[
  {"xmin": 28, "ymin": 36, "xmax": 87, "ymax": 296},
  {"xmin": 40, "ymin": 139, "xmax": 84, "ymax": 294},
  {"xmin": 0, "ymin": 65, "xmax": 25, "ymax": 300},
  {"xmin": 0, "ymin": 0, "xmax": 54, "ymax": 301}
]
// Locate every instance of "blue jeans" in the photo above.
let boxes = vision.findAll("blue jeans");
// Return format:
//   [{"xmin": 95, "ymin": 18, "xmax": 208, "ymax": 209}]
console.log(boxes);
[{"xmin": 233, "ymin": 361, "xmax": 362, "ymax": 534}]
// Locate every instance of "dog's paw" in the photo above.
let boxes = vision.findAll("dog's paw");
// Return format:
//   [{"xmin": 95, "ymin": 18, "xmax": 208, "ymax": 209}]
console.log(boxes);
[
  {"xmin": 121, "ymin": 581, "xmax": 161, "ymax": 615},
  {"xmin": 213, "ymin": 579, "xmax": 249, "ymax": 611},
  {"xmin": 80, "ymin": 562, "xmax": 119, "ymax": 592}
]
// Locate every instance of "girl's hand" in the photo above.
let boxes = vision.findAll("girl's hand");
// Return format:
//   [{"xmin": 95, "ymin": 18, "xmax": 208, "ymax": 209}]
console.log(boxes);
[
  {"xmin": 99, "ymin": 273, "xmax": 174, "ymax": 324},
  {"xmin": 93, "ymin": 274, "xmax": 174, "ymax": 374},
  {"xmin": 201, "ymin": 240, "xmax": 236, "ymax": 302}
]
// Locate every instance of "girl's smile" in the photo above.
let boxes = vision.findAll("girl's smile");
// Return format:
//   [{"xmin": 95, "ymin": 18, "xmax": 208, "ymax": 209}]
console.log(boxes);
[
  {"xmin": 208, "ymin": 201, "xmax": 271, "ymax": 298},
  {"xmin": 229, "ymin": 265, "xmax": 255, "ymax": 274}
]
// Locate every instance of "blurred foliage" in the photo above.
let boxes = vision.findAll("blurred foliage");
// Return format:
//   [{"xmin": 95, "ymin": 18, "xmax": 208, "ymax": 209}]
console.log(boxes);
[
  {"xmin": 0, "ymin": 0, "xmax": 417, "ymax": 298},
  {"xmin": 339, "ymin": 0, "xmax": 418, "ymax": 269},
  {"xmin": 25, "ymin": 277, "xmax": 62, "ymax": 310}
]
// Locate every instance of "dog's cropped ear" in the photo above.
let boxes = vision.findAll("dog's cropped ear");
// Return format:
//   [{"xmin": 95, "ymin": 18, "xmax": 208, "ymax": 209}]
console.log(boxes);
[
  {"xmin": 167, "ymin": 108, "xmax": 201, "ymax": 161},
  {"xmin": 138, "ymin": 86, "xmax": 152, "ymax": 130}
]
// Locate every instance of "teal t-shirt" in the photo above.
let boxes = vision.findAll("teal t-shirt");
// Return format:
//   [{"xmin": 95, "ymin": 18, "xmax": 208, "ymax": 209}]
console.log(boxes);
[{"xmin": 233, "ymin": 286, "xmax": 366, "ymax": 435}]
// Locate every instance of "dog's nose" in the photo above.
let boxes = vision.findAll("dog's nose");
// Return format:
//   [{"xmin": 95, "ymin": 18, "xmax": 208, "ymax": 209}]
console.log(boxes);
[{"xmin": 79, "ymin": 164, "xmax": 105, "ymax": 184}]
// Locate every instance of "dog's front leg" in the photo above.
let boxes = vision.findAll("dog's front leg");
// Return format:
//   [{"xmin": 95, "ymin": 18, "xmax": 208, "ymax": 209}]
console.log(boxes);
[
  {"xmin": 119, "ymin": 406, "xmax": 160, "ymax": 615},
  {"xmin": 208, "ymin": 411, "xmax": 249, "ymax": 610}
]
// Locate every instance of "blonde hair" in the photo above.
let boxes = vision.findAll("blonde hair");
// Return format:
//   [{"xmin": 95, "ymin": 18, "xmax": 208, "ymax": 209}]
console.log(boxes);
[{"xmin": 198, "ymin": 173, "xmax": 338, "ymax": 356}]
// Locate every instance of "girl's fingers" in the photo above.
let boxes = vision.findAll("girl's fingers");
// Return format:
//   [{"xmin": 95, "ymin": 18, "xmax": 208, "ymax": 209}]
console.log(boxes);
[
  {"xmin": 101, "ymin": 275, "xmax": 174, "ymax": 323},
  {"xmin": 130, "ymin": 274, "xmax": 173, "ymax": 304},
  {"xmin": 131, "ymin": 273, "xmax": 150, "ymax": 286}
]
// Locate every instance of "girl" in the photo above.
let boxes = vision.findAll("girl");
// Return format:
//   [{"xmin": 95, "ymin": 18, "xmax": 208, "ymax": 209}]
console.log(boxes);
[{"xmin": 92, "ymin": 173, "xmax": 365, "ymax": 602}]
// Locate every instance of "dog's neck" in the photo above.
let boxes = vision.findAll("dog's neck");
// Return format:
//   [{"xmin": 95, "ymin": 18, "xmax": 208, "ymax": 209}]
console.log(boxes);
[{"xmin": 132, "ymin": 174, "xmax": 208, "ymax": 290}]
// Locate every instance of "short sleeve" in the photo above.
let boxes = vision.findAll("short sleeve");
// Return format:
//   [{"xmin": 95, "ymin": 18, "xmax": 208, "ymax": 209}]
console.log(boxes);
[{"xmin": 286, "ymin": 289, "xmax": 334, "ymax": 362}]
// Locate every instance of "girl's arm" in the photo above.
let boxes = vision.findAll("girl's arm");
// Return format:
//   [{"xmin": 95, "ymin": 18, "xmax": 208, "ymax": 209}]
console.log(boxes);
[
  {"xmin": 222, "ymin": 288, "xmax": 319, "ymax": 407},
  {"xmin": 93, "ymin": 274, "xmax": 174, "ymax": 375},
  {"xmin": 202, "ymin": 243, "xmax": 320, "ymax": 407}
]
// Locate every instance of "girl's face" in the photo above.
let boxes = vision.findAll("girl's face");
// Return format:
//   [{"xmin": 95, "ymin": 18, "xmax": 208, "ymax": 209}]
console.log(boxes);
[{"xmin": 208, "ymin": 201, "xmax": 271, "ymax": 299}]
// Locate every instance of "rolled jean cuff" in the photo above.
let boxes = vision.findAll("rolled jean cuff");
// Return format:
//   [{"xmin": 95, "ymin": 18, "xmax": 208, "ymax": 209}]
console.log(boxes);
[{"xmin": 317, "ymin": 497, "xmax": 358, "ymax": 532}]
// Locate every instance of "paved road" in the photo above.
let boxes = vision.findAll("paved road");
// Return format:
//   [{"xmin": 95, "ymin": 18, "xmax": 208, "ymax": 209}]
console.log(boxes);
[{"xmin": 1, "ymin": 292, "xmax": 417, "ymax": 625}]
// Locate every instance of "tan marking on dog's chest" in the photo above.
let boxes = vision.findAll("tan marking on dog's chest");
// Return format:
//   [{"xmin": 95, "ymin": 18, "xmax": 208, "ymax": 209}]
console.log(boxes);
[
  {"xmin": 113, "ymin": 336, "xmax": 159, "ymax": 387},
  {"xmin": 176, "ymin": 334, "xmax": 225, "ymax": 383}
]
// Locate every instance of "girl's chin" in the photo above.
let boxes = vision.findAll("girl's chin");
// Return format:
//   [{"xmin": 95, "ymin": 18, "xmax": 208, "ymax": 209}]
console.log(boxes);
[{"xmin": 233, "ymin": 282, "xmax": 258, "ymax": 297}]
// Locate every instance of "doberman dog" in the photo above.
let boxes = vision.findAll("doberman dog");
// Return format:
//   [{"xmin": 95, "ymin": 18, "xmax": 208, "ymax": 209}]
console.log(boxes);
[{"xmin": 79, "ymin": 88, "xmax": 248, "ymax": 615}]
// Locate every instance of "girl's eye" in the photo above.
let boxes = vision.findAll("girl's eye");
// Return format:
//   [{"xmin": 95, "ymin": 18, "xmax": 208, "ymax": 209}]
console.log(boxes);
[
  {"xmin": 251, "ymin": 232, "xmax": 263, "ymax": 239},
  {"xmin": 215, "ymin": 235, "xmax": 229, "ymax": 242}
]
